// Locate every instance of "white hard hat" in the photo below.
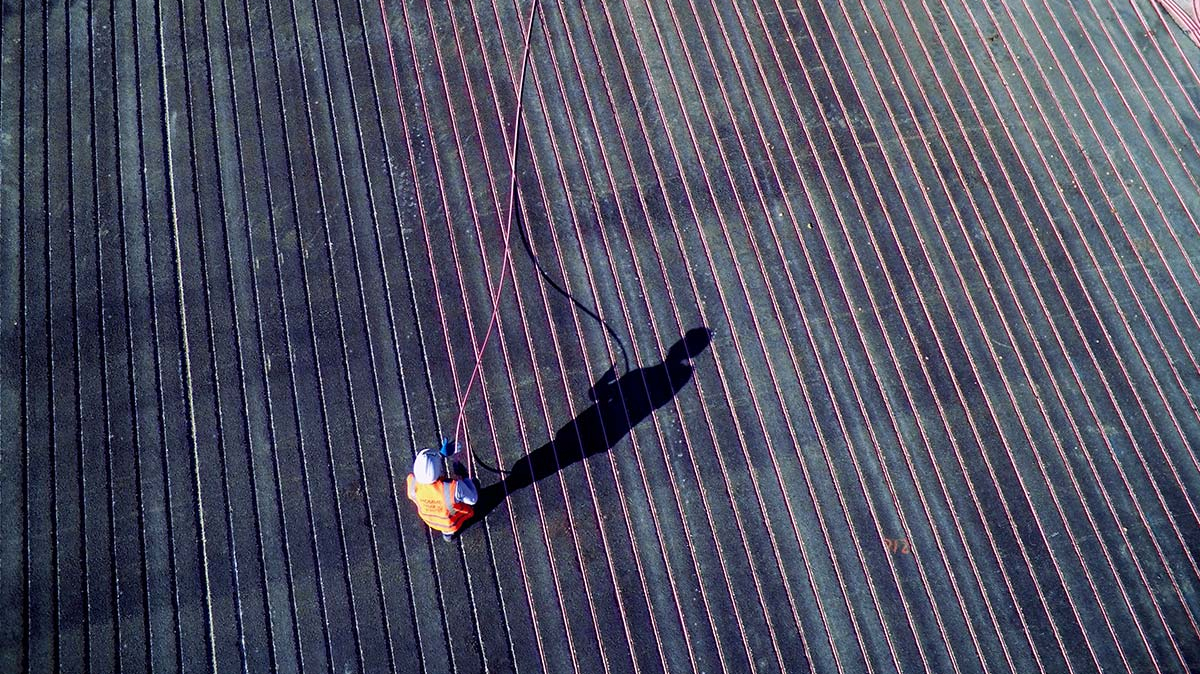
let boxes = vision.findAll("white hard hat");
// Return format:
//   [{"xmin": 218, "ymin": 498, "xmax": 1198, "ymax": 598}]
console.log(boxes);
[{"xmin": 413, "ymin": 449, "xmax": 443, "ymax": 484}]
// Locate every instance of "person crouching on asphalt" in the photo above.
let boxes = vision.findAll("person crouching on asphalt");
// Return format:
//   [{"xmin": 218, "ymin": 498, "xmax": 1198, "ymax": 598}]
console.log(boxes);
[{"xmin": 406, "ymin": 445, "xmax": 479, "ymax": 541}]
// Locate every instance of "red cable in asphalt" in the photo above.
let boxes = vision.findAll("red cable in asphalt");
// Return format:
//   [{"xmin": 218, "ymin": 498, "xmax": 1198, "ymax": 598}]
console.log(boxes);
[{"xmin": 450, "ymin": 0, "xmax": 541, "ymax": 453}]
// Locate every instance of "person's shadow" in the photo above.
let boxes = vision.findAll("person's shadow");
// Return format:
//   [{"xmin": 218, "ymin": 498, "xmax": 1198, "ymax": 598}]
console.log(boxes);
[{"xmin": 468, "ymin": 327, "xmax": 713, "ymax": 524}]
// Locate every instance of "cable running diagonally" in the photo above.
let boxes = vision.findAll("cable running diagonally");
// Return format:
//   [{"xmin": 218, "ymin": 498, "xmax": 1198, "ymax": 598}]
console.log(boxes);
[{"xmin": 448, "ymin": 0, "xmax": 540, "ymax": 453}]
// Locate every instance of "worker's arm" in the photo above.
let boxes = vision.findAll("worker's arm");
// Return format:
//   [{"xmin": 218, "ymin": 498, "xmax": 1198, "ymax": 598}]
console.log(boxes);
[{"xmin": 455, "ymin": 478, "xmax": 479, "ymax": 506}]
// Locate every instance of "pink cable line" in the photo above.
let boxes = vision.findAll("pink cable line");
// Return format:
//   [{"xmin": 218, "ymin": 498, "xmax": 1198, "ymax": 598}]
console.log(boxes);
[
  {"xmin": 594, "ymin": 1, "xmax": 827, "ymax": 669},
  {"xmin": 1024, "ymin": 0, "xmax": 1200, "ymax": 493},
  {"xmin": 736, "ymin": 5, "xmax": 996, "ymax": 672},
  {"xmin": 531, "ymin": 3, "xmax": 738, "ymax": 669},
  {"xmin": 1151, "ymin": 0, "xmax": 1200, "ymax": 37},
  {"xmin": 555, "ymin": 1, "xmax": 819, "ymax": 668},
  {"xmin": 390, "ymin": 1, "xmax": 597, "ymax": 670},
  {"xmin": 806, "ymin": 7, "xmax": 1123, "ymax": 666},
  {"xmin": 358, "ymin": 0, "xmax": 1199, "ymax": 668},
  {"xmin": 699, "ymin": 1, "xmax": 1009, "ymax": 668},
  {"xmin": 821, "ymin": 4, "xmax": 1110, "ymax": 667},
  {"xmin": 431, "ymin": 0, "xmax": 619, "ymax": 667},
  {"xmin": 449, "ymin": 0, "xmax": 541, "ymax": 448},
  {"xmin": 976, "ymin": 5, "xmax": 1200, "ymax": 659},
  {"xmin": 373, "ymin": 1, "xmax": 529, "ymax": 669},
  {"xmin": 892, "ymin": 2, "xmax": 1196, "ymax": 667},
  {"xmin": 460, "ymin": 1, "xmax": 680, "ymax": 668},
  {"xmin": 766, "ymin": 7, "xmax": 1058, "ymax": 672},
  {"xmin": 974, "ymin": 0, "xmax": 1200, "ymax": 633},
  {"xmin": 860, "ymin": 5, "xmax": 1157, "ymax": 670},
  {"xmin": 634, "ymin": 4, "xmax": 958, "ymax": 673}
]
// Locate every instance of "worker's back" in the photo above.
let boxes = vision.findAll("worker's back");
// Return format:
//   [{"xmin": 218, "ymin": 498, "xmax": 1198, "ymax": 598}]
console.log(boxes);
[{"xmin": 407, "ymin": 475, "xmax": 475, "ymax": 534}]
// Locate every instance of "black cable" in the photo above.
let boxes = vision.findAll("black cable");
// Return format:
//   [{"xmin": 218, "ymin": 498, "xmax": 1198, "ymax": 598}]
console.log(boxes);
[{"xmin": 512, "ymin": 192, "xmax": 632, "ymax": 375}]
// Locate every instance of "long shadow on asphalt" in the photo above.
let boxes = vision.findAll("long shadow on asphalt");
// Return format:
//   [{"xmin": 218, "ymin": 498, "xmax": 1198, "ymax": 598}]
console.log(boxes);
[{"xmin": 467, "ymin": 326, "xmax": 713, "ymax": 526}]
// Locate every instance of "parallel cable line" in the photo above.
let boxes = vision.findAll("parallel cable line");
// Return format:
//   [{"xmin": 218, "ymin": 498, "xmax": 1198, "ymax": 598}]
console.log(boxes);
[
  {"xmin": 1117, "ymin": 0, "xmax": 1200, "ymax": 211},
  {"xmin": 222, "ymin": 0, "xmax": 339, "ymax": 666},
  {"xmin": 742, "ymin": 5, "xmax": 1051, "ymax": 672},
  {"xmin": 64, "ymin": 3, "xmax": 97, "ymax": 667},
  {"xmin": 1090, "ymin": 0, "xmax": 1200, "ymax": 405},
  {"xmin": 806, "ymin": 3, "xmax": 1113, "ymax": 666},
  {"xmin": 1004, "ymin": 0, "xmax": 1200, "ymax": 503},
  {"xmin": 107, "ymin": 6, "xmax": 149, "ymax": 668},
  {"xmin": 264, "ymin": 0, "xmax": 397, "ymax": 666},
  {"xmin": 949, "ymin": 12, "xmax": 1200, "ymax": 661},
  {"xmin": 394, "ymin": 3, "xmax": 568, "ymax": 671},
  {"xmin": 806, "ymin": 3, "xmax": 1142, "ymax": 666},
  {"xmin": 731, "ymin": 4, "xmax": 1021, "ymax": 673},
  {"xmin": 0, "ymin": 24, "xmax": 8, "ymax": 674},
  {"xmin": 110, "ymin": 4, "xmax": 157, "ymax": 661},
  {"xmin": 1058, "ymin": 1, "xmax": 1200, "ymax": 331},
  {"xmin": 328, "ymin": 0, "xmax": 456, "ymax": 668},
  {"xmin": 468, "ymin": 0, "xmax": 689, "ymax": 667},
  {"xmin": 109, "ymin": 14, "xmax": 158, "ymax": 659},
  {"xmin": 171, "ymin": 0, "xmax": 265, "ymax": 667},
  {"xmin": 986, "ymin": 0, "xmax": 1200, "ymax": 490},
  {"xmin": 373, "ymin": 2, "xmax": 516, "ymax": 670},
  {"xmin": 871, "ymin": 0, "xmax": 1195, "ymax": 666},
  {"xmin": 635, "ymin": 3, "xmax": 932, "ymax": 671},
  {"xmin": 674, "ymin": 10, "xmax": 905, "ymax": 669},
  {"xmin": 550, "ymin": 3, "xmax": 780, "ymax": 669},
  {"xmin": 152, "ymin": 0, "xmax": 230, "ymax": 664},
  {"xmin": 16, "ymin": 1, "xmax": 29, "ymax": 668},
  {"xmin": 579, "ymin": 1, "xmax": 833, "ymax": 668},
  {"xmin": 191, "ymin": 2, "xmax": 280, "ymax": 670},
  {"xmin": 198, "ymin": 0, "xmax": 307, "ymax": 667},
  {"xmin": 412, "ymin": 3, "xmax": 600, "ymax": 669},
  {"xmin": 124, "ymin": 1, "xmax": 187, "ymax": 665},
  {"xmin": 840, "ymin": 3, "xmax": 1168, "ymax": 669},
  {"xmin": 476, "ymin": 0, "xmax": 709, "ymax": 668},
  {"xmin": 1005, "ymin": 0, "xmax": 1200, "ymax": 531},
  {"xmin": 271, "ymin": 0, "xmax": 387, "ymax": 663},
  {"xmin": 780, "ymin": 4, "xmax": 1100, "ymax": 672},
  {"xmin": 606, "ymin": 13, "xmax": 822, "ymax": 672},
  {"xmin": 1034, "ymin": 0, "xmax": 1200, "ymax": 353},
  {"xmin": 651, "ymin": 6, "xmax": 1009, "ymax": 674},
  {"xmin": 696, "ymin": 5, "xmax": 1026, "ymax": 673},
  {"xmin": 945, "ymin": 2, "xmax": 1190, "ymax": 652},
  {"xmin": 816, "ymin": 2, "xmax": 1132, "ymax": 666},
  {"xmin": 562, "ymin": 7, "xmax": 789, "ymax": 668},
  {"xmin": 136, "ymin": 0, "xmax": 191, "ymax": 665},
  {"xmin": 443, "ymin": 1, "xmax": 657, "ymax": 669},
  {"xmin": 515, "ymin": 3, "xmax": 736, "ymax": 668},
  {"xmin": 733, "ymin": 3, "xmax": 1034, "ymax": 672},
  {"xmin": 252, "ymin": 0, "xmax": 365, "ymax": 665},
  {"xmin": 351, "ymin": 0, "xmax": 503, "ymax": 668},
  {"xmin": 43, "ymin": 2, "xmax": 62, "ymax": 669},
  {"xmin": 61, "ymin": 1, "xmax": 95, "ymax": 668},
  {"xmin": 613, "ymin": 1, "xmax": 930, "ymax": 669},
  {"xmin": 427, "ymin": 1, "xmax": 638, "ymax": 669},
  {"xmin": 937, "ymin": 1, "xmax": 1200, "ymax": 655}
]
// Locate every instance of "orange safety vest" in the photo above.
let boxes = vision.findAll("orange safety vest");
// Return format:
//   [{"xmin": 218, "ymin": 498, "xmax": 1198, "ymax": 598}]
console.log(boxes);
[{"xmin": 407, "ymin": 475, "xmax": 474, "ymax": 533}]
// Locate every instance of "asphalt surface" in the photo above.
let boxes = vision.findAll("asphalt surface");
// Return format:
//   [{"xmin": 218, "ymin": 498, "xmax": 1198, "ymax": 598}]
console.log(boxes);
[{"xmin": 3, "ymin": 0, "xmax": 1200, "ymax": 672}]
